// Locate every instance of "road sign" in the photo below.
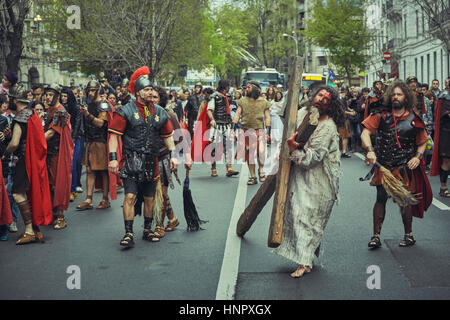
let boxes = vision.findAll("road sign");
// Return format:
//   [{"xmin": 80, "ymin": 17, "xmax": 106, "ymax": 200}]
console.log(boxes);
[{"xmin": 383, "ymin": 51, "xmax": 391, "ymax": 60}]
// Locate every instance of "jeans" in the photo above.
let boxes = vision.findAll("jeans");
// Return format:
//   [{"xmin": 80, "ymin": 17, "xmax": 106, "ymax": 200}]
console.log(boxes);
[
  {"xmin": 6, "ymin": 174, "xmax": 19, "ymax": 222},
  {"xmin": 71, "ymin": 137, "xmax": 85, "ymax": 192},
  {"xmin": 349, "ymin": 122, "xmax": 362, "ymax": 150}
]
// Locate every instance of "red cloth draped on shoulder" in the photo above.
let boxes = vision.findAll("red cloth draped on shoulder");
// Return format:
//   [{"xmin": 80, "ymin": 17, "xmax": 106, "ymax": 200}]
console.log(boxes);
[
  {"xmin": 25, "ymin": 112, "xmax": 53, "ymax": 225},
  {"xmin": 430, "ymin": 98, "xmax": 443, "ymax": 176},
  {"xmin": 51, "ymin": 106, "xmax": 74, "ymax": 211},
  {"xmin": 191, "ymin": 101, "xmax": 211, "ymax": 163},
  {"xmin": 0, "ymin": 160, "xmax": 12, "ymax": 225}
]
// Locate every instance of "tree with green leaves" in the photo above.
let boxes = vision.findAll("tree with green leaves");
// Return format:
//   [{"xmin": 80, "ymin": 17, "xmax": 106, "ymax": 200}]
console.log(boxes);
[
  {"xmin": 39, "ymin": 0, "xmax": 210, "ymax": 82},
  {"xmin": 304, "ymin": 0, "xmax": 371, "ymax": 85}
]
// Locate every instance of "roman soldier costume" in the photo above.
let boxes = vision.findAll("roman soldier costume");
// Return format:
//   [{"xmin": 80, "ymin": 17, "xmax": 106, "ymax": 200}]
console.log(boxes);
[
  {"xmin": 362, "ymin": 92, "xmax": 433, "ymax": 249},
  {"xmin": 430, "ymin": 90, "xmax": 450, "ymax": 197},
  {"xmin": 77, "ymin": 80, "xmax": 112, "ymax": 210},
  {"xmin": 5, "ymin": 85, "xmax": 52, "ymax": 244},
  {"xmin": 43, "ymin": 84, "xmax": 74, "ymax": 230},
  {"xmin": 108, "ymin": 66, "xmax": 174, "ymax": 248}
]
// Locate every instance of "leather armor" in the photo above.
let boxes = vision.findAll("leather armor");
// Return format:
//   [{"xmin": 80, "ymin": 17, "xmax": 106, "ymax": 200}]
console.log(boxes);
[
  {"xmin": 84, "ymin": 101, "xmax": 110, "ymax": 143},
  {"xmin": 375, "ymin": 111, "xmax": 423, "ymax": 169},
  {"xmin": 211, "ymin": 92, "xmax": 232, "ymax": 124},
  {"xmin": 116, "ymin": 100, "xmax": 170, "ymax": 181}
]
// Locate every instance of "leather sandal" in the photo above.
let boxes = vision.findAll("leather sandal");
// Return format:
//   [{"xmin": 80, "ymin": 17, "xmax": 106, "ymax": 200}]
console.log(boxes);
[
  {"xmin": 165, "ymin": 217, "xmax": 179, "ymax": 232},
  {"xmin": 153, "ymin": 226, "xmax": 165, "ymax": 238},
  {"xmin": 211, "ymin": 168, "xmax": 218, "ymax": 177},
  {"xmin": 16, "ymin": 233, "xmax": 37, "ymax": 245},
  {"xmin": 399, "ymin": 234, "xmax": 416, "ymax": 247},
  {"xmin": 53, "ymin": 217, "xmax": 67, "ymax": 230},
  {"xmin": 120, "ymin": 232, "xmax": 135, "ymax": 248},
  {"xmin": 247, "ymin": 177, "xmax": 258, "ymax": 185},
  {"xmin": 76, "ymin": 200, "xmax": 93, "ymax": 211},
  {"xmin": 258, "ymin": 172, "xmax": 266, "ymax": 183},
  {"xmin": 439, "ymin": 188, "xmax": 450, "ymax": 198},
  {"xmin": 226, "ymin": 169, "xmax": 239, "ymax": 177},
  {"xmin": 142, "ymin": 230, "xmax": 160, "ymax": 242},
  {"xmin": 96, "ymin": 199, "xmax": 111, "ymax": 209},
  {"xmin": 368, "ymin": 235, "xmax": 382, "ymax": 249}
]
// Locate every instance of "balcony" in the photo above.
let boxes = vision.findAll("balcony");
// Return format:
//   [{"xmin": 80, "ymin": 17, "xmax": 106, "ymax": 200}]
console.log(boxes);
[
  {"xmin": 429, "ymin": 7, "xmax": 450, "ymax": 31},
  {"xmin": 386, "ymin": 0, "xmax": 401, "ymax": 20}
]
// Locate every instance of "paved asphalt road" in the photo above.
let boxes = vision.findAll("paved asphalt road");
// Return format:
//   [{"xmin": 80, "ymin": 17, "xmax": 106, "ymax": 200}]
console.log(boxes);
[{"xmin": 0, "ymin": 150, "xmax": 449, "ymax": 300}]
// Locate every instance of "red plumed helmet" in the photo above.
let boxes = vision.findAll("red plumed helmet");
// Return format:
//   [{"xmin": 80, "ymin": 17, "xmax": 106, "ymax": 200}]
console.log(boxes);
[{"xmin": 128, "ymin": 66, "xmax": 150, "ymax": 95}]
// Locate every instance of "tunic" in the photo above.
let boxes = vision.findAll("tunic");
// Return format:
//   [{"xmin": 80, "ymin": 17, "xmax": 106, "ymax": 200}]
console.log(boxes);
[{"xmin": 274, "ymin": 107, "xmax": 340, "ymax": 268}]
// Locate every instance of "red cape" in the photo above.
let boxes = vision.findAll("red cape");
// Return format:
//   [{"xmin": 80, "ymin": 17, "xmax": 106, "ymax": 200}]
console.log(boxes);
[
  {"xmin": 411, "ymin": 163, "xmax": 433, "ymax": 218},
  {"xmin": 25, "ymin": 112, "xmax": 53, "ymax": 225},
  {"xmin": 51, "ymin": 106, "xmax": 74, "ymax": 211},
  {"xmin": 191, "ymin": 103, "xmax": 213, "ymax": 163},
  {"xmin": 430, "ymin": 98, "xmax": 443, "ymax": 176},
  {"xmin": 0, "ymin": 160, "xmax": 12, "ymax": 225}
]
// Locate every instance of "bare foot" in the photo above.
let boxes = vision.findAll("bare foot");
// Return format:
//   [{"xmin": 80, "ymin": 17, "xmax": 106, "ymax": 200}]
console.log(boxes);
[{"xmin": 290, "ymin": 265, "xmax": 311, "ymax": 278}]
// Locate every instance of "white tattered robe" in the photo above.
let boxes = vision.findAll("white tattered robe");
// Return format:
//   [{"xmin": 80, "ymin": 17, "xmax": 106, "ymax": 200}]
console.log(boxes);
[{"xmin": 274, "ymin": 107, "xmax": 341, "ymax": 268}]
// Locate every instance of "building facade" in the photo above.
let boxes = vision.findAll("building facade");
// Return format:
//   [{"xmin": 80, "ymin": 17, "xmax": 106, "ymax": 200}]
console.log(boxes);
[{"xmin": 365, "ymin": 0, "xmax": 449, "ymax": 88}]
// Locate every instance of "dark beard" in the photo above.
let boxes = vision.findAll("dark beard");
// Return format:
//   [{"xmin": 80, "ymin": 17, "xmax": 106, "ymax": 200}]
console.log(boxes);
[{"xmin": 392, "ymin": 101, "xmax": 405, "ymax": 110}]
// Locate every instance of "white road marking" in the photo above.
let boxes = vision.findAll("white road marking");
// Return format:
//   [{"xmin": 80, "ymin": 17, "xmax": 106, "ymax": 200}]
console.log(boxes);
[
  {"xmin": 353, "ymin": 152, "xmax": 450, "ymax": 211},
  {"xmin": 215, "ymin": 165, "xmax": 248, "ymax": 300}
]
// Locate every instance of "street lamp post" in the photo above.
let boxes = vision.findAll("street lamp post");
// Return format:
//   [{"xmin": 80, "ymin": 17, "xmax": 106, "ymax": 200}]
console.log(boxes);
[{"xmin": 283, "ymin": 31, "xmax": 298, "ymax": 56}]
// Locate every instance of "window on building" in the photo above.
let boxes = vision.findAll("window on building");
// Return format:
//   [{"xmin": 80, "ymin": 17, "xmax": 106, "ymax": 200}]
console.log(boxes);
[
  {"xmin": 427, "ymin": 54, "xmax": 430, "ymax": 83},
  {"xmin": 422, "ymin": 13, "xmax": 425, "ymax": 34},
  {"xmin": 433, "ymin": 51, "xmax": 437, "ymax": 80},
  {"xmin": 415, "ymin": 58, "xmax": 418, "ymax": 76},
  {"xmin": 416, "ymin": 10, "xmax": 419, "ymax": 35},
  {"xmin": 403, "ymin": 60, "xmax": 406, "ymax": 80},
  {"xmin": 421, "ymin": 56, "xmax": 424, "ymax": 82},
  {"xmin": 404, "ymin": 15, "xmax": 407, "ymax": 38},
  {"xmin": 318, "ymin": 56, "xmax": 327, "ymax": 66}
]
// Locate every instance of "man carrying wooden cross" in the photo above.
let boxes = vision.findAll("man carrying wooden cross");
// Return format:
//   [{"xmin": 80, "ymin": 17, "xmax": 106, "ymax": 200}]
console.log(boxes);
[{"xmin": 273, "ymin": 85, "xmax": 345, "ymax": 278}]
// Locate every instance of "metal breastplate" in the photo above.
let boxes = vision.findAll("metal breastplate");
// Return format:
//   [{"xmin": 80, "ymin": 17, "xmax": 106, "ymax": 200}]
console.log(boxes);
[
  {"xmin": 117, "ymin": 102, "xmax": 168, "ymax": 156},
  {"xmin": 213, "ymin": 94, "xmax": 231, "ymax": 124},
  {"xmin": 375, "ymin": 112, "xmax": 418, "ymax": 169}
]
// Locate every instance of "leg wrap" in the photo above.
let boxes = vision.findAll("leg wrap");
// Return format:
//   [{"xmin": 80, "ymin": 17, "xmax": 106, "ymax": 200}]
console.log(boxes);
[
  {"xmin": 373, "ymin": 186, "xmax": 388, "ymax": 235},
  {"xmin": 400, "ymin": 206, "xmax": 413, "ymax": 235},
  {"xmin": 144, "ymin": 217, "xmax": 153, "ymax": 230},
  {"xmin": 439, "ymin": 167, "xmax": 449, "ymax": 185},
  {"xmin": 124, "ymin": 220, "xmax": 134, "ymax": 234},
  {"xmin": 17, "ymin": 200, "xmax": 33, "ymax": 225}
]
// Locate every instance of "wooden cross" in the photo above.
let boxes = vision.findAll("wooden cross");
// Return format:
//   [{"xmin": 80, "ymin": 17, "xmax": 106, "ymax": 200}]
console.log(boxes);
[{"xmin": 236, "ymin": 56, "xmax": 304, "ymax": 248}]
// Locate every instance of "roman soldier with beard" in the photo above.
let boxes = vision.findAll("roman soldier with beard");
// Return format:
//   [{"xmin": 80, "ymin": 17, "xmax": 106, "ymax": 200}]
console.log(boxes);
[
  {"xmin": 108, "ymin": 66, "xmax": 177, "ymax": 248},
  {"xmin": 43, "ymin": 84, "xmax": 74, "ymax": 230},
  {"xmin": 361, "ymin": 80, "xmax": 432, "ymax": 249},
  {"xmin": 76, "ymin": 80, "xmax": 111, "ymax": 210},
  {"xmin": 363, "ymin": 80, "xmax": 384, "ymax": 119},
  {"xmin": 3, "ymin": 85, "xmax": 52, "ymax": 244}
]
